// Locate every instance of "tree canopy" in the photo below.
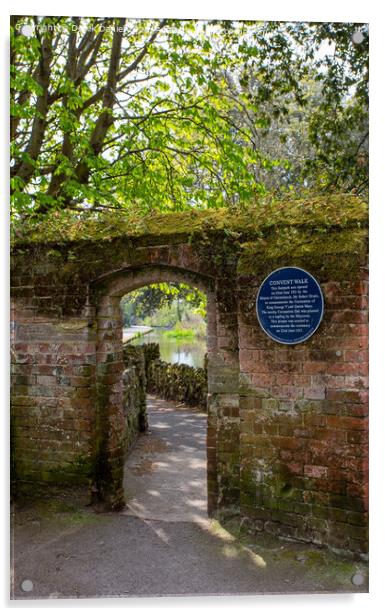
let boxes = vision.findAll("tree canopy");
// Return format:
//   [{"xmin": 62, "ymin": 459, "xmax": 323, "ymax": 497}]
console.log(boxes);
[
  {"xmin": 121, "ymin": 283, "xmax": 207, "ymax": 325},
  {"xmin": 10, "ymin": 17, "xmax": 368, "ymax": 221}
]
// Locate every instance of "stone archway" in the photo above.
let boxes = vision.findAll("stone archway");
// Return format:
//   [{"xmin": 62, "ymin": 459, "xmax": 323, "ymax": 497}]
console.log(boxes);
[
  {"xmin": 10, "ymin": 196, "xmax": 368, "ymax": 557},
  {"xmin": 90, "ymin": 263, "xmax": 239, "ymax": 514}
]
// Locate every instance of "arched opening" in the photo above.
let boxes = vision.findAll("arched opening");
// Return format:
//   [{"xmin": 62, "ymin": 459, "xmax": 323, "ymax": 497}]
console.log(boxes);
[
  {"xmin": 119, "ymin": 281, "xmax": 209, "ymax": 522},
  {"xmin": 122, "ymin": 281, "xmax": 207, "ymax": 368},
  {"xmin": 91, "ymin": 264, "xmax": 226, "ymax": 514}
]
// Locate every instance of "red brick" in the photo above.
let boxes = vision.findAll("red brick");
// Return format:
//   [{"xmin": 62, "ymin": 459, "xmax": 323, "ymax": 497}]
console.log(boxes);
[
  {"xmin": 303, "ymin": 361, "xmax": 328, "ymax": 375},
  {"xmin": 347, "ymin": 430, "xmax": 368, "ymax": 444},
  {"xmin": 330, "ymin": 310, "xmax": 368, "ymax": 324},
  {"xmin": 274, "ymin": 436, "xmax": 304, "ymax": 451},
  {"xmin": 326, "ymin": 389, "xmax": 368, "ymax": 403},
  {"xmin": 250, "ymin": 373, "xmax": 272, "ymax": 387},
  {"xmin": 312, "ymin": 429, "xmax": 347, "ymax": 443},
  {"xmin": 328, "ymin": 362, "xmax": 361, "ymax": 376},
  {"xmin": 303, "ymin": 387, "xmax": 326, "ymax": 400},
  {"xmin": 286, "ymin": 462, "xmax": 303, "ymax": 474},
  {"xmin": 326, "ymin": 416, "xmax": 367, "ymax": 431},
  {"xmin": 344, "ymin": 350, "xmax": 369, "ymax": 363},
  {"xmin": 280, "ymin": 449, "xmax": 293, "ymax": 461},
  {"xmin": 302, "ymin": 414, "xmax": 326, "ymax": 427},
  {"xmin": 303, "ymin": 464, "xmax": 328, "ymax": 479}
]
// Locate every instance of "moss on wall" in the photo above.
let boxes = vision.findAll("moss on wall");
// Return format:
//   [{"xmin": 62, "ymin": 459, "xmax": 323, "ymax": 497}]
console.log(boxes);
[
  {"xmin": 122, "ymin": 344, "xmax": 148, "ymax": 434},
  {"xmin": 238, "ymin": 228, "xmax": 368, "ymax": 279},
  {"xmin": 11, "ymin": 194, "xmax": 368, "ymax": 297},
  {"xmin": 147, "ymin": 357, "xmax": 208, "ymax": 409},
  {"xmin": 11, "ymin": 455, "xmax": 93, "ymax": 499},
  {"xmin": 12, "ymin": 193, "xmax": 367, "ymax": 247}
]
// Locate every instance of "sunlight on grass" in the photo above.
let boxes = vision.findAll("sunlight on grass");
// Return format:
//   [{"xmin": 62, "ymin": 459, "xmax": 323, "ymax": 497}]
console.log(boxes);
[{"xmin": 163, "ymin": 324, "xmax": 196, "ymax": 341}]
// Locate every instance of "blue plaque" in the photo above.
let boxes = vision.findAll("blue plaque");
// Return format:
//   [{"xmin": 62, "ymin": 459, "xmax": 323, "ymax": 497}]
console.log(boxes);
[{"xmin": 256, "ymin": 267, "xmax": 324, "ymax": 344}]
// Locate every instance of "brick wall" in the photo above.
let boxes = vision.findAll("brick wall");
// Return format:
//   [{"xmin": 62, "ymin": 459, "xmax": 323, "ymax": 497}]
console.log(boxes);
[
  {"xmin": 10, "ymin": 201, "xmax": 368, "ymax": 557},
  {"xmin": 237, "ymin": 265, "xmax": 368, "ymax": 557},
  {"xmin": 11, "ymin": 300, "xmax": 97, "ymax": 492}
]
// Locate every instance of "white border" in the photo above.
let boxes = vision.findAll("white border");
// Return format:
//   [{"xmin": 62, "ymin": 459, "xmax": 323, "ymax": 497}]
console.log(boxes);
[{"xmin": 3, "ymin": 2, "xmax": 384, "ymax": 615}]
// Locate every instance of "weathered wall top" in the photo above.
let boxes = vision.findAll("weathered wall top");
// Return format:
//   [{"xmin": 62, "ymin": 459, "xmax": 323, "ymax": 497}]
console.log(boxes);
[
  {"xmin": 12, "ymin": 194, "xmax": 367, "ymax": 248},
  {"xmin": 11, "ymin": 194, "xmax": 368, "ymax": 294}
]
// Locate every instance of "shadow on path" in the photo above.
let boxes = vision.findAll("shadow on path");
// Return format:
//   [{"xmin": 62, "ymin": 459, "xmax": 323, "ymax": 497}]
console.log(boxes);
[
  {"xmin": 122, "ymin": 395, "xmax": 208, "ymax": 522},
  {"xmin": 11, "ymin": 396, "xmax": 368, "ymax": 599}
]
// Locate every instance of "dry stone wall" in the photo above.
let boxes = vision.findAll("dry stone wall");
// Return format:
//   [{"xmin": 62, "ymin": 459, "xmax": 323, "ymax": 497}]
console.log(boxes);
[
  {"xmin": 122, "ymin": 345, "xmax": 148, "ymax": 444},
  {"xmin": 146, "ymin": 356, "xmax": 207, "ymax": 409}
]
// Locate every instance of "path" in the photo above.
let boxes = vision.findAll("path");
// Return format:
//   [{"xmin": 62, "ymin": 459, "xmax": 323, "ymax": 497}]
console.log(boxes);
[
  {"xmin": 11, "ymin": 397, "xmax": 368, "ymax": 599},
  {"xmin": 122, "ymin": 325, "xmax": 152, "ymax": 343},
  {"xmin": 123, "ymin": 396, "xmax": 207, "ymax": 522}
]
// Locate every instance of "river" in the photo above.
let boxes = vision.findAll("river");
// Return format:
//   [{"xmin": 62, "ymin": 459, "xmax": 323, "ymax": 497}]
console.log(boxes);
[{"xmin": 127, "ymin": 328, "xmax": 207, "ymax": 368}]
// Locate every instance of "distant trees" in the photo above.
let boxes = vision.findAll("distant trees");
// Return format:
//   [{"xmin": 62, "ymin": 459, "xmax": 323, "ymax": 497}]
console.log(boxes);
[
  {"xmin": 221, "ymin": 22, "xmax": 368, "ymax": 195},
  {"xmin": 121, "ymin": 283, "xmax": 206, "ymax": 326}
]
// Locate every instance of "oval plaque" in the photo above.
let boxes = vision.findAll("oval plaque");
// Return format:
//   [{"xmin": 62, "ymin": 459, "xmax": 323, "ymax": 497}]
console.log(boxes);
[{"xmin": 256, "ymin": 266, "xmax": 324, "ymax": 345}]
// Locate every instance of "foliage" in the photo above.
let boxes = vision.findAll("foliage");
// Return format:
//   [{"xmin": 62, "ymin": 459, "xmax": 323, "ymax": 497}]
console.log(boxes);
[
  {"xmin": 292, "ymin": 23, "xmax": 368, "ymax": 194},
  {"xmin": 121, "ymin": 282, "xmax": 207, "ymax": 326},
  {"xmin": 10, "ymin": 17, "xmax": 368, "ymax": 224},
  {"xmin": 163, "ymin": 324, "xmax": 196, "ymax": 340},
  {"xmin": 224, "ymin": 22, "xmax": 368, "ymax": 196}
]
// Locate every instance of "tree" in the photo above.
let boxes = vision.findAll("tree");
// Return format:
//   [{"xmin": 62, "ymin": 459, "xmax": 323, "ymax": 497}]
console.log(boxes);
[
  {"xmin": 121, "ymin": 283, "xmax": 206, "ymax": 326},
  {"xmin": 217, "ymin": 22, "xmax": 368, "ymax": 196},
  {"xmin": 10, "ymin": 17, "xmax": 368, "ymax": 220}
]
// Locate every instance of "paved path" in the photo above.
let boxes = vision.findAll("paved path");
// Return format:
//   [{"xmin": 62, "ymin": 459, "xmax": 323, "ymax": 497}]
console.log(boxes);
[
  {"xmin": 123, "ymin": 396, "xmax": 208, "ymax": 522},
  {"xmin": 122, "ymin": 325, "xmax": 152, "ymax": 343},
  {"xmin": 11, "ymin": 397, "xmax": 368, "ymax": 599}
]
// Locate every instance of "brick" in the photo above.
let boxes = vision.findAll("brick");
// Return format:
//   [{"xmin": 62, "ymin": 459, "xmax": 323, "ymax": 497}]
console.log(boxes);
[
  {"xmin": 302, "ymin": 414, "xmax": 326, "ymax": 427},
  {"xmin": 326, "ymin": 416, "xmax": 367, "ymax": 431},
  {"xmin": 286, "ymin": 462, "xmax": 303, "ymax": 474},
  {"xmin": 303, "ymin": 387, "xmax": 326, "ymax": 400},
  {"xmin": 278, "ymin": 424, "xmax": 295, "ymax": 437},
  {"xmin": 312, "ymin": 428, "xmax": 347, "ymax": 443},
  {"xmin": 347, "ymin": 430, "xmax": 368, "ymax": 444},
  {"xmin": 271, "ymin": 385, "xmax": 303, "ymax": 399},
  {"xmin": 11, "ymin": 241, "xmax": 368, "ymax": 556},
  {"xmin": 326, "ymin": 389, "xmax": 368, "ymax": 403},
  {"xmin": 304, "ymin": 465, "xmax": 328, "ymax": 478},
  {"xmin": 274, "ymin": 436, "xmax": 305, "ymax": 451},
  {"xmin": 303, "ymin": 361, "xmax": 328, "ymax": 375},
  {"xmin": 344, "ymin": 350, "xmax": 368, "ymax": 363},
  {"xmin": 328, "ymin": 362, "xmax": 363, "ymax": 376},
  {"xmin": 329, "ymin": 494, "xmax": 366, "ymax": 512}
]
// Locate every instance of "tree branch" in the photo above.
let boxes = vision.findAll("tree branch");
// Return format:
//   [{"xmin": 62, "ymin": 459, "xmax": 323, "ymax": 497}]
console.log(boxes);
[
  {"xmin": 74, "ymin": 18, "xmax": 126, "ymax": 185},
  {"xmin": 116, "ymin": 19, "xmax": 167, "ymax": 82},
  {"xmin": 47, "ymin": 18, "xmax": 79, "ymax": 198},
  {"xmin": 11, "ymin": 23, "xmax": 54, "ymax": 188}
]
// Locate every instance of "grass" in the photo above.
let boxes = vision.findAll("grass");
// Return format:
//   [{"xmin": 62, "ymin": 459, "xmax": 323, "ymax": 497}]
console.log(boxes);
[{"xmin": 163, "ymin": 324, "xmax": 196, "ymax": 341}]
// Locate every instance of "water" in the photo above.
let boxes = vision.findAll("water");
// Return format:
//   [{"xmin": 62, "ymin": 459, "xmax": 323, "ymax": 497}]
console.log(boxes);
[{"xmin": 128, "ymin": 328, "xmax": 207, "ymax": 368}]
